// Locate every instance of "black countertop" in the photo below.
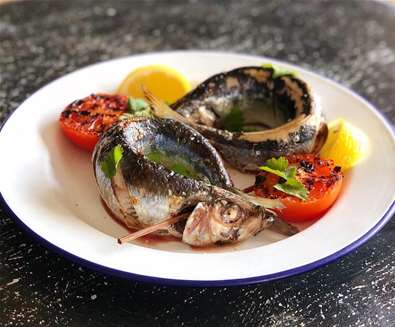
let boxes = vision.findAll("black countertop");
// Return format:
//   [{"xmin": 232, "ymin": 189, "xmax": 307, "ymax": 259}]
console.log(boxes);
[{"xmin": 0, "ymin": 0, "xmax": 394, "ymax": 326}]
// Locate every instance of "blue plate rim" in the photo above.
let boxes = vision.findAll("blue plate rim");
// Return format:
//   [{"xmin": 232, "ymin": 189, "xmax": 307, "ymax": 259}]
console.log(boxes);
[
  {"xmin": 1, "ymin": 192, "xmax": 393, "ymax": 287},
  {"xmin": 0, "ymin": 51, "xmax": 394, "ymax": 287}
]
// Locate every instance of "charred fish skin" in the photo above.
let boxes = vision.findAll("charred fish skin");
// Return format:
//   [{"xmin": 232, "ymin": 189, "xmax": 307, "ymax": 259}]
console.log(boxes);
[
  {"xmin": 93, "ymin": 117, "xmax": 233, "ymax": 228},
  {"xmin": 199, "ymin": 120, "xmax": 322, "ymax": 172},
  {"xmin": 171, "ymin": 66, "xmax": 327, "ymax": 172},
  {"xmin": 171, "ymin": 66, "xmax": 274, "ymax": 127}
]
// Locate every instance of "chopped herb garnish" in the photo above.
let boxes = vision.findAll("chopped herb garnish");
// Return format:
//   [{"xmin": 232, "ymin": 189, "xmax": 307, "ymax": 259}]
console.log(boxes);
[
  {"xmin": 146, "ymin": 149, "xmax": 207, "ymax": 181},
  {"xmin": 262, "ymin": 63, "xmax": 296, "ymax": 79},
  {"xmin": 169, "ymin": 162, "xmax": 191, "ymax": 177},
  {"xmin": 146, "ymin": 150, "xmax": 162, "ymax": 163},
  {"xmin": 100, "ymin": 144, "xmax": 124, "ymax": 178},
  {"xmin": 260, "ymin": 156, "xmax": 308, "ymax": 200},
  {"xmin": 128, "ymin": 98, "xmax": 151, "ymax": 116},
  {"xmin": 222, "ymin": 106, "xmax": 245, "ymax": 132}
]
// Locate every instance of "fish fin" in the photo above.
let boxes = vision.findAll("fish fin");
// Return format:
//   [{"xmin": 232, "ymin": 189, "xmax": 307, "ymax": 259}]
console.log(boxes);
[
  {"xmin": 143, "ymin": 88, "xmax": 190, "ymax": 124},
  {"xmin": 118, "ymin": 214, "xmax": 185, "ymax": 244},
  {"xmin": 233, "ymin": 189, "xmax": 284, "ymax": 209},
  {"xmin": 268, "ymin": 216, "xmax": 299, "ymax": 236},
  {"xmin": 182, "ymin": 202, "xmax": 213, "ymax": 247}
]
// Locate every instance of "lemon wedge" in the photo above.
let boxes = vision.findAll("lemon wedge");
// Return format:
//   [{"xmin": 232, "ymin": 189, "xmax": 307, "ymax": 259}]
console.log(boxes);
[
  {"xmin": 320, "ymin": 118, "xmax": 369, "ymax": 170},
  {"xmin": 117, "ymin": 65, "xmax": 191, "ymax": 104}
]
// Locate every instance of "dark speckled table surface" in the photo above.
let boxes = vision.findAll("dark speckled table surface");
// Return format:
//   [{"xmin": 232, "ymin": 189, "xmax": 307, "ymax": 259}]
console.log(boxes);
[{"xmin": 0, "ymin": 0, "xmax": 394, "ymax": 326}]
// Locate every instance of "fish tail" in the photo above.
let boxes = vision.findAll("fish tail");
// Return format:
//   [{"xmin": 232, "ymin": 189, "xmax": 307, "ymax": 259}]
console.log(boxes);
[{"xmin": 143, "ymin": 87, "xmax": 190, "ymax": 124}]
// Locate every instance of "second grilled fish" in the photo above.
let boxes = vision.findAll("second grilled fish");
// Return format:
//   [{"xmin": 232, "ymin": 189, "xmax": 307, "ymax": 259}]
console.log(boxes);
[{"xmin": 146, "ymin": 66, "xmax": 328, "ymax": 172}]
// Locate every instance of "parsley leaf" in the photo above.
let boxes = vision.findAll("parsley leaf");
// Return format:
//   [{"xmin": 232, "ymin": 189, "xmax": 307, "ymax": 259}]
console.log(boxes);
[
  {"xmin": 222, "ymin": 106, "xmax": 245, "ymax": 132},
  {"xmin": 100, "ymin": 145, "xmax": 124, "ymax": 178},
  {"xmin": 147, "ymin": 150, "xmax": 193, "ymax": 177},
  {"xmin": 128, "ymin": 98, "xmax": 151, "ymax": 117},
  {"xmin": 274, "ymin": 182, "xmax": 308, "ymax": 201},
  {"xmin": 260, "ymin": 156, "xmax": 308, "ymax": 201},
  {"xmin": 262, "ymin": 63, "xmax": 296, "ymax": 79},
  {"xmin": 266, "ymin": 156, "xmax": 289, "ymax": 171},
  {"xmin": 169, "ymin": 162, "xmax": 191, "ymax": 177},
  {"xmin": 146, "ymin": 149, "xmax": 208, "ymax": 182}
]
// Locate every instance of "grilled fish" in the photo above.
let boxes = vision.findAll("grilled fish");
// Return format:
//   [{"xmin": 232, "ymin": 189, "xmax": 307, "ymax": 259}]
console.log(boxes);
[
  {"xmin": 146, "ymin": 66, "xmax": 327, "ymax": 172},
  {"xmin": 93, "ymin": 117, "xmax": 297, "ymax": 246}
]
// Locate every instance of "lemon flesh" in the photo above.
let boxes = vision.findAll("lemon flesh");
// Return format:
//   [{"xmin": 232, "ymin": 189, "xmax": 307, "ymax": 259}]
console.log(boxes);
[
  {"xmin": 320, "ymin": 118, "xmax": 369, "ymax": 170},
  {"xmin": 117, "ymin": 65, "xmax": 191, "ymax": 104}
]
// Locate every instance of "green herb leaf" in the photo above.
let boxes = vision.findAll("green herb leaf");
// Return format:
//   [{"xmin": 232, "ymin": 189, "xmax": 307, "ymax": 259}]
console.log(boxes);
[
  {"xmin": 100, "ymin": 145, "xmax": 124, "ymax": 178},
  {"xmin": 260, "ymin": 166, "xmax": 287, "ymax": 180},
  {"xmin": 262, "ymin": 63, "xmax": 296, "ymax": 79},
  {"xmin": 170, "ymin": 162, "xmax": 191, "ymax": 177},
  {"xmin": 266, "ymin": 156, "xmax": 289, "ymax": 171},
  {"xmin": 146, "ymin": 150, "xmax": 162, "ymax": 163},
  {"xmin": 146, "ymin": 149, "xmax": 208, "ymax": 182},
  {"xmin": 147, "ymin": 150, "xmax": 193, "ymax": 178},
  {"xmin": 222, "ymin": 106, "xmax": 245, "ymax": 132},
  {"xmin": 285, "ymin": 166, "xmax": 297, "ymax": 179},
  {"xmin": 127, "ymin": 98, "xmax": 151, "ymax": 117},
  {"xmin": 259, "ymin": 156, "xmax": 309, "ymax": 201},
  {"xmin": 274, "ymin": 181, "xmax": 308, "ymax": 201}
]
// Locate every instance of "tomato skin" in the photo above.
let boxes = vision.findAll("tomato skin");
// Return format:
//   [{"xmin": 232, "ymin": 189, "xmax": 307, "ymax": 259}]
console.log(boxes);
[
  {"xmin": 59, "ymin": 94, "xmax": 128, "ymax": 152},
  {"xmin": 59, "ymin": 121, "xmax": 99, "ymax": 151},
  {"xmin": 274, "ymin": 177, "xmax": 342, "ymax": 222},
  {"xmin": 252, "ymin": 155, "xmax": 343, "ymax": 222}
]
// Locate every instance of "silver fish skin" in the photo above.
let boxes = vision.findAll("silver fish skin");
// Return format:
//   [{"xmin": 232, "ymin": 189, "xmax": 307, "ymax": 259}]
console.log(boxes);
[
  {"xmin": 93, "ymin": 117, "xmax": 296, "ymax": 246},
  {"xmin": 170, "ymin": 66, "xmax": 327, "ymax": 172},
  {"xmin": 93, "ymin": 117, "xmax": 233, "ymax": 229}
]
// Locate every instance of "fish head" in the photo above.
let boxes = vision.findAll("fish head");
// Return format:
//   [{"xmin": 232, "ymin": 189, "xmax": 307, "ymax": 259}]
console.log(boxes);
[{"xmin": 182, "ymin": 197, "xmax": 276, "ymax": 247}]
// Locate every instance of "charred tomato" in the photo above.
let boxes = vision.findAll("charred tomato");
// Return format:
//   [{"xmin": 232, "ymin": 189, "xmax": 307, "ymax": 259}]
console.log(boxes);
[
  {"xmin": 249, "ymin": 154, "xmax": 343, "ymax": 222},
  {"xmin": 59, "ymin": 94, "xmax": 128, "ymax": 151}
]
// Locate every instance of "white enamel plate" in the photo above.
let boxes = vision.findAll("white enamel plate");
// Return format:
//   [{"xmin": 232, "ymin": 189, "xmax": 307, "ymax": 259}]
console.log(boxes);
[{"xmin": 0, "ymin": 51, "xmax": 394, "ymax": 286}]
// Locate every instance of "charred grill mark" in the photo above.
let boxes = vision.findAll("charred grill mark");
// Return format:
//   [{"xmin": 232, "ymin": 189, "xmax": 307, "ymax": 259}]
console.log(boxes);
[
  {"xmin": 60, "ymin": 93, "xmax": 129, "ymax": 133},
  {"xmin": 300, "ymin": 159, "xmax": 314, "ymax": 173}
]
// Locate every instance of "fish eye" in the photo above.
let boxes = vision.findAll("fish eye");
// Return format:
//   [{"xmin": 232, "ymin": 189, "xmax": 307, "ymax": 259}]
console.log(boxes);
[{"xmin": 222, "ymin": 204, "xmax": 242, "ymax": 223}]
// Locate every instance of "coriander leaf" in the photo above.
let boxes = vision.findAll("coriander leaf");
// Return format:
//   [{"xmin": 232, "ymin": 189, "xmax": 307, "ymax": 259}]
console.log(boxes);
[
  {"xmin": 146, "ymin": 150, "xmax": 162, "ymax": 163},
  {"xmin": 285, "ymin": 166, "xmax": 297, "ymax": 179},
  {"xmin": 127, "ymin": 98, "xmax": 151, "ymax": 117},
  {"xmin": 266, "ymin": 156, "xmax": 289, "ymax": 171},
  {"xmin": 261, "ymin": 63, "xmax": 274, "ymax": 70},
  {"xmin": 261, "ymin": 63, "xmax": 296, "ymax": 79},
  {"xmin": 222, "ymin": 107, "xmax": 245, "ymax": 132},
  {"xmin": 260, "ymin": 166, "xmax": 287, "ymax": 180},
  {"xmin": 129, "ymin": 98, "xmax": 149, "ymax": 111},
  {"xmin": 285, "ymin": 176, "xmax": 301, "ymax": 188},
  {"xmin": 272, "ymin": 67, "xmax": 296, "ymax": 79},
  {"xmin": 259, "ymin": 156, "xmax": 309, "ymax": 201},
  {"xmin": 146, "ymin": 149, "xmax": 208, "ymax": 181},
  {"xmin": 170, "ymin": 162, "xmax": 191, "ymax": 177},
  {"xmin": 274, "ymin": 182, "xmax": 308, "ymax": 201},
  {"xmin": 100, "ymin": 145, "xmax": 124, "ymax": 178}
]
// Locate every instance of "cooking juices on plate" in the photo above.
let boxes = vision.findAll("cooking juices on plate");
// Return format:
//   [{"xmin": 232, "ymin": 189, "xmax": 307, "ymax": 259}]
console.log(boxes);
[{"xmin": 59, "ymin": 64, "xmax": 368, "ymax": 247}]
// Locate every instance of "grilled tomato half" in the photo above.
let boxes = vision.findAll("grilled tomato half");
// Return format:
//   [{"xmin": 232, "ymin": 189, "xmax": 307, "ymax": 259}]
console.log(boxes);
[
  {"xmin": 248, "ymin": 154, "xmax": 343, "ymax": 222},
  {"xmin": 59, "ymin": 94, "xmax": 128, "ymax": 151}
]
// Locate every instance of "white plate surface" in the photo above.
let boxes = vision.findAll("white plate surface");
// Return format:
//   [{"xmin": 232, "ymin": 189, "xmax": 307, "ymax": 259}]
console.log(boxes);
[{"xmin": 0, "ymin": 51, "xmax": 394, "ymax": 286}]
